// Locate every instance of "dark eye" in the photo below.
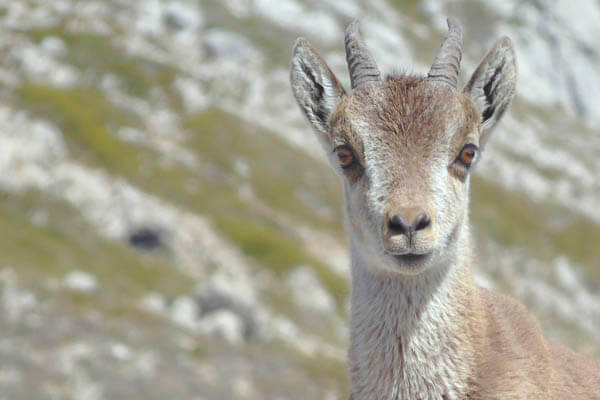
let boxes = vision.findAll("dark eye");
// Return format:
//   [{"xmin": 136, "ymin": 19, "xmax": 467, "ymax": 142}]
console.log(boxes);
[
  {"xmin": 457, "ymin": 144, "xmax": 478, "ymax": 167},
  {"xmin": 335, "ymin": 145, "xmax": 355, "ymax": 169}
]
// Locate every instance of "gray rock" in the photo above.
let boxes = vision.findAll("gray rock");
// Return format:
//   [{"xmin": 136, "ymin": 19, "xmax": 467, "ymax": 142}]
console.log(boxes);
[
  {"xmin": 63, "ymin": 271, "xmax": 98, "ymax": 293},
  {"xmin": 198, "ymin": 310, "xmax": 244, "ymax": 345},
  {"xmin": 196, "ymin": 287, "xmax": 258, "ymax": 340}
]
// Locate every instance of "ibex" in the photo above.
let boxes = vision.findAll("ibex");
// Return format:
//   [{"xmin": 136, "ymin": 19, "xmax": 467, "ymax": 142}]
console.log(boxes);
[{"xmin": 290, "ymin": 18, "xmax": 600, "ymax": 399}]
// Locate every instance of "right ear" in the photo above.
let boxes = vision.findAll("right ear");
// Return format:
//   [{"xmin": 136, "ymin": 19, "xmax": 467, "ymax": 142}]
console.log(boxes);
[
  {"xmin": 290, "ymin": 38, "xmax": 346, "ymax": 144},
  {"xmin": 463, "ymin": 37, "xmax": 517, "ymax": 148}
]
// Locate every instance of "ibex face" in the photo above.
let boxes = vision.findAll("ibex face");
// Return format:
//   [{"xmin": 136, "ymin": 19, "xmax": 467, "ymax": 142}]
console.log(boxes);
[
  {"xmin": 328, "ymin": 81, "xmax": 480, "ymax": 275},
  {"xmin": 291, "ymin": 19, "xmax": 517, "ymax": 275}
]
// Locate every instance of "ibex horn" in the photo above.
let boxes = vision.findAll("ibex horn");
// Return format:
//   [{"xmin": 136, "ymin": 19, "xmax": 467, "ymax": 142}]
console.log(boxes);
[
  {"xmin": 345, "ymin": 20, "xmax": 381, "ymax": 90},
  {"xmin": 427, "ymin": 18, "xmax": 464, "ymax": 89}
]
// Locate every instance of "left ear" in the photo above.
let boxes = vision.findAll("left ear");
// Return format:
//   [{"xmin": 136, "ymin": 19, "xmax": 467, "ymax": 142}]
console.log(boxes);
[
  {"xmin": 464, "ymin": 37, "xmax": 517, "ymax": 147},
  {"xmin": 290, "ymin": 38, "xmax": 346, "ymax": 142}
]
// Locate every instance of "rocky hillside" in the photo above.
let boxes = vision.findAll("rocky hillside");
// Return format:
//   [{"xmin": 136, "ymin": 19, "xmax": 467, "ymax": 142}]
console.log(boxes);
[{"xmin": 0, "ymin": 0, "xmax": 598, "ymax": 399}]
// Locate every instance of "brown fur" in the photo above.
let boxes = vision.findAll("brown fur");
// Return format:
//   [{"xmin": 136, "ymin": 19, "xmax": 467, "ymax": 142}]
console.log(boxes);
[{"xmin": 468, "ymin": 287, "xmax": 600, "ymax": 399}]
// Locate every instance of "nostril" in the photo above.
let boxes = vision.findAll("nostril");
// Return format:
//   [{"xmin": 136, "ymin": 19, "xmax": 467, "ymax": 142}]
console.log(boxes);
[
  {"xmin": 412, "ymin": 212, "xmax": 431, "ymax": 232},
  {"xmin": 388, "ymin": 214, "xmax": 409, "ymax": 235}
]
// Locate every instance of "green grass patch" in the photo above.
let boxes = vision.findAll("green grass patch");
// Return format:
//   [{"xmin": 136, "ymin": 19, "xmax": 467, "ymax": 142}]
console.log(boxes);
[
  {"xmin": 216, "ymin": 215, "xmax": 306, "ymax": 275},
  {"xmin": 17, "ymin": 87, "xmax": 341, "ymax": 238},
  {"xmin": 201, "ymin": 3, "xmax": 298, "ymax": 67},
  {"xmin": 297, "ymin": 352, "xmax": 349, "ymax": 399},
  {"xmin": 388, "ymin": 0, "xmax": 424, "ymax": 21},
  {"xmin": 260, "ymin": 342, "xmax": 349, "ymax": 398},
  {"xmin": 0, "ymin": 190, "xmax": 193, "ymax": 299},
  {"xmin": 23, "ymin": 27, "xmax": 180, "ymax": 103},
  {"xmin": 471, "ymin": 177, "xmax": 600, "ymax": 283},
  {"xmin": 17, "ymin": 85, "xmax": 139, "ymax": 173},
  {"xmin": 15, "ymin": 85, "xmax": 228, "ymax": 214},
  {"xmin": 184, "ymin": 107, "xmax": 344, "ymax": 233},
  {"xmin": 215, "ymin": 214, "xmax": 348, "ymax": 309}
]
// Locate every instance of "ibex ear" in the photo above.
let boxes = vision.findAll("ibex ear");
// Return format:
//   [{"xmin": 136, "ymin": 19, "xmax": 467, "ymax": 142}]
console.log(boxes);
[
  {"xmin": 290, "ymin": 38, "xmax": 346, "ymax": 144},
  {"xmin": 464, "ymin": 37, "xmax": 517, "ymax": 146}
]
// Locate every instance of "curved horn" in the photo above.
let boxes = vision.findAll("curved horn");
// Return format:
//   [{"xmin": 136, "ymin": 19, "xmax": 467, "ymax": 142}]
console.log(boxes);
[
  {"xmin": 427, "ymin": 18, "xmax": 464, "ymax": 89},
  {"xmin": 345, "ymin": 20, "xmax": 381, "ymax": 89}
]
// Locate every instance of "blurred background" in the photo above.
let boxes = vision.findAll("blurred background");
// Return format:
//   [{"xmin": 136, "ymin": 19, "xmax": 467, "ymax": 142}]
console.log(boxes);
[{"xmin": 0, "ymin": 0, "xmax": 598, "ymax": 399}]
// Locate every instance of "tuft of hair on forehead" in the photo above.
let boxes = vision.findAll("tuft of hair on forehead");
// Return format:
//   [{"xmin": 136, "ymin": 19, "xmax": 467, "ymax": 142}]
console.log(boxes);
[
  {"xmin": 384, "ymin": 71, "xmax": 425, "ymax": 83},
  {"xmin": 377, "ymin": 76, "xmax": 461, "ymax": 146}
]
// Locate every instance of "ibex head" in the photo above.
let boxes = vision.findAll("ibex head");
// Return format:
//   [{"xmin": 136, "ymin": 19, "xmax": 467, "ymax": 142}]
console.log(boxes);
[{"xmin": 290, "ymin": 19, "xmax": 517, "ymax": 275}]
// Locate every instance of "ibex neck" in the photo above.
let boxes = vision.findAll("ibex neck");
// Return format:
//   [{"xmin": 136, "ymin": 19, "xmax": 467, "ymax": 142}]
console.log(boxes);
[{"xmin": 348, "ymin": 228, "xmax": 477, "ymax": 399}]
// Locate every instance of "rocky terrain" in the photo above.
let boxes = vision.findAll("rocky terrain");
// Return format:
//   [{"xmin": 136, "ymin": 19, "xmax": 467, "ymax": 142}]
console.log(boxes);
[{"xmin": 0, "ymin": 0, "xmax": 598, "ymax": 398}]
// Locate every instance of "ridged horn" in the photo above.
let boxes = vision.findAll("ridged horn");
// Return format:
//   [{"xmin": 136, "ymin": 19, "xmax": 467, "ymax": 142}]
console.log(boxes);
[
  {"xmin": 345, "ymin": 20, "xmax": 381, "ymax": 89},
  {"xmin": 427, "ymin": 18, "xmax": 464, "ymax": 89}
]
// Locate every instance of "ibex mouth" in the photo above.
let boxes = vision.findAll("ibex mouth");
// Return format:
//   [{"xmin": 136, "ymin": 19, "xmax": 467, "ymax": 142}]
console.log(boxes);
[{"xmin": 389, "ymin": 253, "xmax": 431, "ymax": 267}]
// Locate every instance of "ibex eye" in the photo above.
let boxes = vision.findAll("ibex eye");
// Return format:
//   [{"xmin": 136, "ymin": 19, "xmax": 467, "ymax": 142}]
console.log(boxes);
[
  {"xmin": 458, "ymin": 144, "xmax": 478, "ymax": 167},
  {"xmin": 335, "ymin": 146, "xmax": 354, "ymax": 169}
]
